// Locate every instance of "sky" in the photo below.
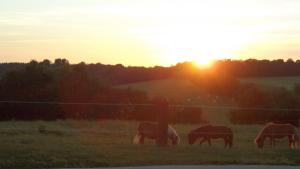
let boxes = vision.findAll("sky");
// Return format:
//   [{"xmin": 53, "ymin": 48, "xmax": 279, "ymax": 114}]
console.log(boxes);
[{"xmin": 1, "ymin": 0, "xmax": 300, "ymax": 66}]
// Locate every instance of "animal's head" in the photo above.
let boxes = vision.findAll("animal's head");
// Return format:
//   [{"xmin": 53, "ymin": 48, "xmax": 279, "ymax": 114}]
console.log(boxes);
[
  {"xmin": 188, "ymin": 133, "xmax": 197, "ymax": 145},
  {"xmin": 254, "ymin": 137, "xmax": 264, "ymax": 149}
]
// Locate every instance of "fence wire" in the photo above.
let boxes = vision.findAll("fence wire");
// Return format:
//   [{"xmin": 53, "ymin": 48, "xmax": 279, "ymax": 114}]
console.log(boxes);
[{"xmin": 1, "ymin": 100, "xmax": 300, "ymax": 112}]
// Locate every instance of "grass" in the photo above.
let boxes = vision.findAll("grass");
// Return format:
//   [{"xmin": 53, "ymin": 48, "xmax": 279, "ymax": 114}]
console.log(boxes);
[
  {"xmin": 116, "ymin": 78, "xmax": 234, "ymax": 123},
  {"xmin": 116, "ymin": 78, "xmax": 203, "ymax": 101},
  {"xmin": 0, "ymin": 120, "xmax": 299, "ymax": 168},
  {"xmin": 241, "ymin": 76, "xmax": 300, "ymax": 90},
  {"xmin": 117, "ymin": 77, "xmax": 300, "ymax": 99}
]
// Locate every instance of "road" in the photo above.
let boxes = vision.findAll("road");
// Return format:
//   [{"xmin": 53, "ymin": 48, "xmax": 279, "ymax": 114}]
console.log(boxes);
[{"xmin": 60, "ymin": 165, "xmax": 299, "ymax": 169}]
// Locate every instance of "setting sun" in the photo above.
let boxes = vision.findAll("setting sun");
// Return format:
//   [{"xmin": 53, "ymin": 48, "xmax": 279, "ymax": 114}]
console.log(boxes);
[
  {"xmin": 1, "ymin": 0, "xmax": 300, "ymax": 66},
  {"xmin": 193, "ymin": 58, "xmax": 215, "ymax": 68}
]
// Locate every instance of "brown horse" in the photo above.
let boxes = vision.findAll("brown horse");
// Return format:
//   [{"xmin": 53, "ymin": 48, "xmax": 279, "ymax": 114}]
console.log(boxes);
[
  {"xmin": 255, "ymin": 122, "xmax": 299, "ymax": 149},
  {"xmin": 188, "ymin": 125, "xmax": 233, "ymax": 148},
  {"xmin": 133, "ymin": 122, "xmax": 180, "ymax": 145}
]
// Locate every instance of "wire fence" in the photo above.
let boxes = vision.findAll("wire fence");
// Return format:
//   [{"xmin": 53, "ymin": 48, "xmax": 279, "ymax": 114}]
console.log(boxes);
[
  {"xmin": 0, "ymin": 100, "xmax": 299, "ymax": 138},
  {"xmin": 1, "ymin": 100, "xmax": 300, "ymax": 112},
  {"xmin": 0, "ymin": 128, "xmax": 299, "ymax": 136}
]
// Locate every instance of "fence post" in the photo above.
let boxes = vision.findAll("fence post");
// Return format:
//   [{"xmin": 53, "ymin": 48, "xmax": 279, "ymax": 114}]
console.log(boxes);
[{"xmin": 154, "ymin": 97, "xmax": 169, "ymax": 146}]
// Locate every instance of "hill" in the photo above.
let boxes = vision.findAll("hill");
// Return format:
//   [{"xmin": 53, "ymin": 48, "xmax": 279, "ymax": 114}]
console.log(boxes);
[
  {"xmin": 118, "ymin": 76, "xmax": 300, "ymax": 99},
  {"xmin": 116, "ymin": 78, "xmax": 234, "ymax": 123},
  {"xmin": 116, "ymin": 78, "xmax": 202, "ymax": 101},
  {"xmin": 241, "ymin": 76, "xmax": 300, "ymax": 90}
]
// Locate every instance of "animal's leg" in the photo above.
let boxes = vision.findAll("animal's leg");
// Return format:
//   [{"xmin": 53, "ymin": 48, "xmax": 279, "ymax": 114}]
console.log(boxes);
[
  {"xmin": 224, "ymin": 138, "xmax": 227, "ymax": 148},
  {"xmin": 272, "ymin": 139, "xmax": 276, "ymax": 148},
  {"xmin": 269, "ymin": 137, "xmax": 275, "ymax": 147},
  {"xmin": 199, "ymin": 138, "xmax": 207, "ymax": 146},
  {"xmin": 269, "ymin": 137, "xmax": 275, "ymax": 148},
  {"xmin": 292, "ymin": 140, "xmax": 295, "ymax": 149},
  {"xmin": 293, "ymin": 136, "xmax": 298, "ymax": 148},
  {"xmin": 140, "ymin": 135, "xmax": 145, "ymax": 144},
  {"xmin": 288, "ymin": 135, "xmax": 293, "ymax": 148},
  {"xmin": 292, "ymin": 136, "xmax": 296, "ymax": 148},
  {"xmin": 208, "ymin": 139, "xmax": 212, "ymax": 147}
]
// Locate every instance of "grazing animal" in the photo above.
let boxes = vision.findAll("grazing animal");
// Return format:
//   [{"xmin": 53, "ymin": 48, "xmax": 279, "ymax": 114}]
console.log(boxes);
[
  {"xmin": 133, "ymin": 122, "xmax": 180, "ymax": 145},
  {"xmin": 255, "ymin": 122, "xmax": 299, "ymax": 149},
  {"xmin": 188, "ymin": 125, "xmax": 233, "ymax": 148}
]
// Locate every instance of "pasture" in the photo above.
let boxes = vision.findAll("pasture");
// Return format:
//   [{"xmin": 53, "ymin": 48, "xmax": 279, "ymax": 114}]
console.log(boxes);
[
  {"xmin": 116, "ymin": 78, "xmax": 233, "ymax": 123},
  {"xmin": 116, "ymin": 78, "xmax": 204, "ymax": 102},
  {"xmin": 117, "ymin": 76, "xmax": 300, "ymax": 124},
  {"xmin": 0, "ymin": 120, "xmax": 299, "ymax": 168},
  {"xmin": 240, "ymin": 76, "xmax": 300, "ymax": 90},
  {"xmin": 117, "ymin": 76, "xmax": 300, "ymax": 100}
]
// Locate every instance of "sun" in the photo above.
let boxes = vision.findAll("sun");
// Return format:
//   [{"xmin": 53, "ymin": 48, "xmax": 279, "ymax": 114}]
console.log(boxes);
[
  {"xmin": 134, "ymin": 10, "xmax": 259, "ymax": 67},
  {"xmin": 136, "ymin": 21, "xmax": 254, "ymax": 67},
  {"xmin": 195, "ymin": 56, "xmax": 215, "ymax": 67}
]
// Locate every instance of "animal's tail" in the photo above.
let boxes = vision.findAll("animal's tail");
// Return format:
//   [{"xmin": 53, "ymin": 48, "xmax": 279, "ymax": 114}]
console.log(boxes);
[{"xmin": 133, "ymin": 132, "xmax": 141, "ymax": 144}]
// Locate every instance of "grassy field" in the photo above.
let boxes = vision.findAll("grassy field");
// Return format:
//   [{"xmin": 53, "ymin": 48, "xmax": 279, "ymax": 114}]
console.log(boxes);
[
  {"xmin": 118, "ymin": 76, "xmax": 300, "ymax": 97},
  {"xmin": 117, "ymin": 78, "xmax": 204, "ymax": 101},
  {"xmin": 0, "ymin": 120, "xmax": 299, "ymax": 168},
  {"xmin": 241, "ymin": 76, "xmax": 300, "ymax": 90},
  {"xmin": 116, "ymin": 78, "xmax": 234, "ymax": 123},
  {"xmin": 117, "ymin": 76, "xmax": 300, "ymax": 123}
]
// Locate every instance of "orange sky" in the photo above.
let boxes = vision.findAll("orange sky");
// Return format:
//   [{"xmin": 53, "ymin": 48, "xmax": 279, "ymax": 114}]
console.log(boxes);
[{"xmin": 1, "ymin": 0, "xmax": 300, "ymax": 66}]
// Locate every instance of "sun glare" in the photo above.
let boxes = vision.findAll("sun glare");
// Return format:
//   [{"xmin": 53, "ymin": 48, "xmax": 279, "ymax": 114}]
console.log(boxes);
[
  {"xmin": 194, "ymin": 57, "xmax": 215, "ymax": 68},
  {"xmin": 134, "ymin": 13, "xmax": 259, "ymax": 67}
]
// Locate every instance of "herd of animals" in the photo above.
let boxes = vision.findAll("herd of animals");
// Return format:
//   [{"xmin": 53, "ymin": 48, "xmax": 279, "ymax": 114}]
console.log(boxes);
[{"xmin": 133, "ymin": 122, "xmax": 300, "ymax": 149}]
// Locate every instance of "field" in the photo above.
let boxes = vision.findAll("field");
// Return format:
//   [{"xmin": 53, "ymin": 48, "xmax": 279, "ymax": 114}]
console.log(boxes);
[
  {"xmin": 117, "ymin": 78, "xmax": 204, "ymax": 101},
  {"xmin": 117, "ymin": 78, "xmax": 234, "ymax": 123},
  {"xmin": 241, "ymin": 76, "xmax": 300, "ymax": 90},
  {"xmin": 117, "ymin": 76, "xmax": 300, "ymax": 123},
  {"xmin": 118, "ymin": 76, "xmax": 300, "ymax": 98},
  {"xmin": 0, "ymin": 120, "xmax": 299, "ymax": 168}
]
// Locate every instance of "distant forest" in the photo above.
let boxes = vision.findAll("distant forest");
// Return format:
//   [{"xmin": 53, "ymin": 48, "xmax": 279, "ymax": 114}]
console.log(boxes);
[
  {"xmin": 0, "ymin": 59, "xmax": 202, "ymax": 123},
  {"xmin": 2, "ymin": 58, "xmax": 300, "ymax": 84},
  {"xmin": 0, "ymin": 58, "xmax": 300, "ymax": 125},
  {"xmin": 214, "ymin": 59, "xmax": 300, "ymax": 77}
]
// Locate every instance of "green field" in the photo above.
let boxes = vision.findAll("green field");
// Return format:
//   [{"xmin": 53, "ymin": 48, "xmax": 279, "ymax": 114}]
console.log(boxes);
[
  {"xmin": 118, "ymin": 76, "xmax": 300, "ymax": 98},
  {"xmin": 0, "ymin": 120, "xmax": 299, "ymax": 168},
  {"xmin": 241, "ymin": 76, "xmax": 300, "ymax": 90},
  {"xmin": 117, "ymin": 78, "xmax": 234, "ymax": 123},
  {"xmin": 117, "ymin": 78, "xmax": 204, "ymax": 101}
]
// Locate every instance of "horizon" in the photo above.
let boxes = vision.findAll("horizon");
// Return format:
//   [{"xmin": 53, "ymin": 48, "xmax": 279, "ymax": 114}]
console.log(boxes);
[
  {"xmin": 1, "ymin": 0, "xmax": 300, "ymax": 66},
  {"xmin": 1, "ymin": 58, "xmax": 299, "ymax": 68}
]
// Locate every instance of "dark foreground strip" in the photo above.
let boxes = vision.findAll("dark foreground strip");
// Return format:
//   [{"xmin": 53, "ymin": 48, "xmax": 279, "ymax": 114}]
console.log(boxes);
[{"xmin": 59, "ymin": 165, "xmax": 300, "ymax": 169}]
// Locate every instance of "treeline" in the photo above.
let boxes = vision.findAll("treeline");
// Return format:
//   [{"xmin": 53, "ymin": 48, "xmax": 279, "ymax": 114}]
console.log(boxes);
[
  {"xmin": 230, "ymin": 83, "xmax": 300, "ymax": 126},
  {"xmin": 0, "ymin": 59, "xmax": 173, "ymax": 85},
  {"xmin": 0, "ymin": 59, "xmax": 203, "ymax": 123},
  {"xmin": 3, "ymin": 59, "xmax": 300, "ymax": 85},
  {"xmin": 214, "ymin": 59, "xmax": 300, "ymax": 77}
]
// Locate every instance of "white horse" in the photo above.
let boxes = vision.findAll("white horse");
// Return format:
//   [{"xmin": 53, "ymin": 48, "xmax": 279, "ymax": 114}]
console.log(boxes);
[{"xmin": 133, "ymin": 122, "xmax": 180, "ymax": 145}]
